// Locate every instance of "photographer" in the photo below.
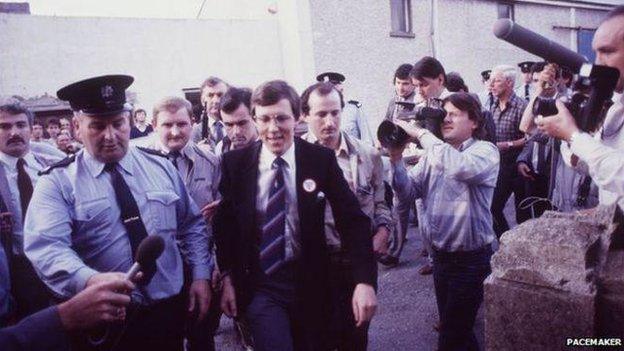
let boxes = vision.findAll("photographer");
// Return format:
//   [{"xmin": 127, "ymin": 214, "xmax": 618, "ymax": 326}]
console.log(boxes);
[
  {"xmin": 388, "ymin": 93, "xmax": 499, "ymax": 351},
  {"xmin": 536, "ymin": 6, "xmax": 624, "ymax": 210}
]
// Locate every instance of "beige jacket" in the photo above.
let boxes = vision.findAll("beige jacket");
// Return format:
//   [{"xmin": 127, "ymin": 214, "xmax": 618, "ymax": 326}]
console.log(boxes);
[{"xmin": 301, "ymin": 132, "xmax": 393, "ymax": 233}]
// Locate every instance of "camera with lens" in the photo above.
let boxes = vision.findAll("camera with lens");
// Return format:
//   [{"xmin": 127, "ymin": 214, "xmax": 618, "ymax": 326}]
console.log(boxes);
[
  {"xmin": 532, "ymin": 90, "xmax": 589, "ymax": 125},
  {"xmin": 377, "ymin": 101, "xmax": 446, "ymax": 149},
  {"xmin": 493, "ymin": 19, "xmax": 620, "ymax": 134}
]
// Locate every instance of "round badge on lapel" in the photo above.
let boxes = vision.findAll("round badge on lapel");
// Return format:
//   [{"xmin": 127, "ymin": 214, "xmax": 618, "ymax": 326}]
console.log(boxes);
[{"xmin": 303, "ymin": 178, "xmax": 317, "ymax": 193}]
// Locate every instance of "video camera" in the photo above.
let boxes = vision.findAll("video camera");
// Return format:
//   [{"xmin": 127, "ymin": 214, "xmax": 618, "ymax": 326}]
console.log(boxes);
[
  {"xmin": 493, "ymin": 19, "xmax": 619, "ymax": 133},
  {"xmin": 377, "ymin": 101, "xmax": 446, "ymax": 148}
]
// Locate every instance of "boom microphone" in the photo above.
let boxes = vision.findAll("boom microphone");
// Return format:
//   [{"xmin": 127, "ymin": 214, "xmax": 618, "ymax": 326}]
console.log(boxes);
[
  {"xmin": 125, "ymin": 235, "xmax": 165, "ymax": 282},
  {"xmin": 493, "ymin": 19, "xmax": 588, "ymax": 73}
]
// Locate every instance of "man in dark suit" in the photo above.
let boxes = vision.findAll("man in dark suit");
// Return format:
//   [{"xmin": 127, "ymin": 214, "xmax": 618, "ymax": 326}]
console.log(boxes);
[{"xmin": 214, "ymin": 80, "xmax": 377, "ymax": 351}]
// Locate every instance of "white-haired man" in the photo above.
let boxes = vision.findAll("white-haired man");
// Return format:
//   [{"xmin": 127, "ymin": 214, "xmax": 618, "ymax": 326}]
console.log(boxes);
[{"xmin": 488, "ymin": 65, "xmax": 528, "ymax": 237}]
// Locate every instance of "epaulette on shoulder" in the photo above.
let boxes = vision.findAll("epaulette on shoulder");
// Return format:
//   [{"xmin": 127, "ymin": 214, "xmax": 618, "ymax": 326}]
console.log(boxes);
[
  {"xmin": 136, "ymin": 147, "xmax": 167, "ymax": 158},
  {"xmin": 38, "ymin": 154, "xmax": 76, "ymax": 176},
  {"xmin": 347, "ymin": 100, "xmax": 362, "ymax": 108}
]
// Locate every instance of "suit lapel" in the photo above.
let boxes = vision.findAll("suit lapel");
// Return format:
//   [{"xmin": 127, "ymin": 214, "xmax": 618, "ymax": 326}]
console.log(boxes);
[
  {"xmin": 0, "ymin": 166, "xmax": 15, "ymax": 215},
  {"xmin": 239, "ymin": 141, "xmax": 261, "ymax": 234}
]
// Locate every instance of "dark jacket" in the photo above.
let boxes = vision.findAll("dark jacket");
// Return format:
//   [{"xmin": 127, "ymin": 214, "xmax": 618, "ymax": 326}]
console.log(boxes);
[
  {"xmin": 0, "ymin": 306, "xmax": 68, "ymax": 351},
  {"xmin": 214, "ymin": 138, "xmax": 376, "ymax": 345}
]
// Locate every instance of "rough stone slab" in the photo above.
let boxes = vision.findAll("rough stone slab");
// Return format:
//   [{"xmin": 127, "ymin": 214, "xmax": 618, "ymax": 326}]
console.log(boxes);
[
  {"xmin": 492, "ymin": 216, "xmax": 601, "ymax": 294},
  {"xmin": 597, "ymin": 250, "xmax": 624, "ymax": 338},
  {"xmin": 485, "ymin": 276, "xmax": 595, "ymax": 351}
]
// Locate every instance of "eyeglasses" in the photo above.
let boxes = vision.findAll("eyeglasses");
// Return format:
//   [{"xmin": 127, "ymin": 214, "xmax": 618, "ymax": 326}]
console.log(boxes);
[{"xmin": 254, "ymin": 114, "xmax": 294, "ymax": 125}]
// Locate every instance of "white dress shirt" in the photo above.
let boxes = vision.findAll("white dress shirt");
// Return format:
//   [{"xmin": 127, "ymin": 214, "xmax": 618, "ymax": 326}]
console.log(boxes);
[{"xmin": 561, "ymin": 92, "xmax": 624, "ymax": 209}]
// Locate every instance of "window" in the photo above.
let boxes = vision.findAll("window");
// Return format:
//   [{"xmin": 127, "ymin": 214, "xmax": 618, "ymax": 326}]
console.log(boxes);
[
  {"xmin": 497, "ymin": 2, "xmax": 514, "ymax": 21},
  {"xmin": 390, "ymin": 0, "xmax": 414, "ymax": 38},
  {"xmin": 578, "ymin": 29, "xmax": 596, "ymax": 63}
]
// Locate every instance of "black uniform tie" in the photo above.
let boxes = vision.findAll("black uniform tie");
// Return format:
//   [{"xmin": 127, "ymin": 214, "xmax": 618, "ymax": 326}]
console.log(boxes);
[
  {"xmin": 16, "ymin": 158, "xmax": 33, "ymax": 223},
  {"xmin": 105, "ymin": 162, "xmax": 148, "ymax": 257},
  {"xmin": 168, "ymin": 151, "xmax": 181, "ymax": 170}
]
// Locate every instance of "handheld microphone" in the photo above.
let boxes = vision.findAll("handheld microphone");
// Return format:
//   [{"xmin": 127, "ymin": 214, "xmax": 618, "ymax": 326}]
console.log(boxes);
[
  {"xmin": 125, "ymin": 235, "xmax": 165, "ymax": 282},
  {"xmin": 493, "ymin": 19, "xmax": 588, "ymax": 73}
]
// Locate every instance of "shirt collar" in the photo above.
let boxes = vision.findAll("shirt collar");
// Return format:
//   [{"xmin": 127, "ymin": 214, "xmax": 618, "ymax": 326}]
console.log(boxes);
[
  {"xmin": 458, "ymin": 137, "xmax": 476, "ymax": 151},
  {"xmin": 208, "ymin": 116, "xmax": 221, "ymax": 129},
  {"xmin": 335, "ymin": 133, "xmax": 350, "ymax": 158},
  {"xmin": 84, "ymin": 148, "xmax": 134, "ymax": 178},
  {"xmin": 0, "ymin": 150, "xmax": 36, "ymax": 169},
  {"xmin": 302, "ymin": 132, "xmax": 351, "ymax": 157},
  {"xmin": 259, "ymin": 140, "xmax": 295, "ymax": 171},
  {"xmin": 155, "ymin": 137, "xmax": 191, "ymax": 159}
]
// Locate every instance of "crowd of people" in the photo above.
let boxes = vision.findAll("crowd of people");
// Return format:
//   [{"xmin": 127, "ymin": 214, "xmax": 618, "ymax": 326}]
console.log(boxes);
[{"xmin": 0, "ymin": 5, "xmax": 623, "ymax": 351}]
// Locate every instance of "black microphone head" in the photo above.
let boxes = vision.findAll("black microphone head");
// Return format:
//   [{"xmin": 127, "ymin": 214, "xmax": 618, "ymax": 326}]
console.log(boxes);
[
  {"xmin": 493, "ymin": 18, "xmax": 513, "ymax": 39},
  {"xmin": 135, "ymin": 236, "xmax": 165, "ymax": 266}
]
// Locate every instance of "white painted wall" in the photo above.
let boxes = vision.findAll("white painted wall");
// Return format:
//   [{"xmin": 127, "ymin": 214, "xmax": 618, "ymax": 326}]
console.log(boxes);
[{"xmin": 0, "ymin": 14, "xmax": 284, "ymax": 112}]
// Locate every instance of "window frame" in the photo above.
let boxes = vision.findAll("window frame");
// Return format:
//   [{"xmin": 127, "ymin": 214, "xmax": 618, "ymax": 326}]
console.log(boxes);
[
  {"xmin": 390, "ymin": 0, "xmax": 415, "ymax": 38},
  {"xmin": 497, "ymin": 1, "xmax": 515, "ymax": 21}
]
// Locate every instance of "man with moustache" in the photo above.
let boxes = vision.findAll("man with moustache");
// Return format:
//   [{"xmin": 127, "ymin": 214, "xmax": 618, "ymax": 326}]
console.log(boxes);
[
  {"xmin": 0, "ymin": 103, "xmax": 64, "ymax": 321},
  {"xmin": 24, "ymin": 75, "xmax": 213, "ymax": 351},
  {"xmin": 316, "ymin": 72, "xmax": 374, "ymax": 145},
  {"xmin": 301, "ymin": 82, "xmax": 391, "ymax": 350},
  {"xmin": 214, "ymin": 87, "xmax": 259, "ymax": 156},
  {"xmin": 215, "ymin": 80, "xmax": 377, "ymax": 350},
  {"xmin": 139, "ymin": 96, "xmax": 221, "ymax": 351},
  {"xmin": 192, "ymin": 77, "xmax": 229, "ymax": 149}
]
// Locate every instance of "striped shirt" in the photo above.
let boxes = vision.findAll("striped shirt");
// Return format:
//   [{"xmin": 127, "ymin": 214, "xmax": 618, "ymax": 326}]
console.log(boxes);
[{"xmin": 392, "ymin": 133, "xmax": 500, "ymax": 251}]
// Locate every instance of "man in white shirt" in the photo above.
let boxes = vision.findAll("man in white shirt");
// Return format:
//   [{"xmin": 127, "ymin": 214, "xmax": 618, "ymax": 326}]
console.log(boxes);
[
  {"xmin": 536, "ymin": 6, "xmax": 624, "ymax": 211},
  {"xmin": 0, "ymin": 103, "xmax": 64, "ymax": 321}
]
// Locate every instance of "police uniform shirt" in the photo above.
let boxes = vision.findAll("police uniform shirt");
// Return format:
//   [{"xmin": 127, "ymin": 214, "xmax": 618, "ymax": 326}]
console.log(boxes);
[
  {"xmin": 0, "ymin": 151, "xmax": 44, "ymax": 255},
  {"xmin": 23, "ymin": 147, "xmax": 213, "ymax": 300},
  {"xmin": 155, "ymin": 140, "xmax": 221, "ymax": 211}
]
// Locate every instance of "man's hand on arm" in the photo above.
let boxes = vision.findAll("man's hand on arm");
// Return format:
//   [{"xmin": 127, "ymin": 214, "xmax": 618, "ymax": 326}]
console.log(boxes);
[
  {"xmin": 372, "ymin": 226, "xmax": 390, "ymax": 256},
  {"xmin": 351, "ymin": 283, "xmax": 377, "ymax": 327},
  {"xmin": 517, "ymin": 162, "xmax": 535, "ymax": 181},
  {"xmin": 220, "ymin": 275, "xmax": 237, "ymax": 318},
  {"xmin": 188, "ymin": 279, "xmax": 211, "ymax": 321},
  {"xmin": 200, "ymin": 200, "xmax": 221, "ymax": 223},
  {"xmin": 58, "ymin": 278, "xmax": 135, "ymax": 331}
]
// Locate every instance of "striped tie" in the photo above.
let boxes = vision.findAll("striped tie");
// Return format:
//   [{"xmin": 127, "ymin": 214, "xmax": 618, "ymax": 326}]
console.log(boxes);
[{"xmin": 260, "ymin": 157, "xmax": 287, "ymax": 275}]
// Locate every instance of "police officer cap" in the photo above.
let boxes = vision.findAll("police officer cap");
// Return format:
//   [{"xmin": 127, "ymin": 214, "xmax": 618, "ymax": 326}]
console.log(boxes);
[
  {"xmin": 517, "ymin": 61, "xmax": 535, "ymax": 74},
  {"xmin": 316, "ymin": 72, "xmax": 346, "ymax": 84},
  {"xmin": 57, "ymin": 74, "xmax": 134, "ymax": 116},
  {"xmin": 480, "ymin": 70, "xmax": 491, "ymax": 81}
]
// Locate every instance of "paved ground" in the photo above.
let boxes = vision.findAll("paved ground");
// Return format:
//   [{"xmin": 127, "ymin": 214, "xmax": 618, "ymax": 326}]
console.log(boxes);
[
  {"xmin": 213, "ymin": 198, "xmax": 517, "ymax": 350},
  {"xmin": 213, "ymin": 224, "xmax": 485, "ymax": 350}
]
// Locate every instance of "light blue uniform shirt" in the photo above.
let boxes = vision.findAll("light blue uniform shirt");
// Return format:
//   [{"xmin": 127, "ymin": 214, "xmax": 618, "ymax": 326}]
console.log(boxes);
[
  {"xmin": 23, "ymin": 147, "xmax": 213, "ymax": 301},
  {"xmin": 392, "ymin": 133, "xmax": 500, "ymax": 252},
  {"xmin": 0, "ymin": 245, "xmax": 11, "ymax": 323}
]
